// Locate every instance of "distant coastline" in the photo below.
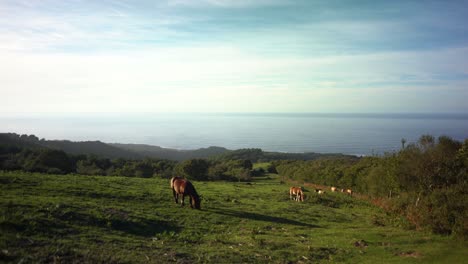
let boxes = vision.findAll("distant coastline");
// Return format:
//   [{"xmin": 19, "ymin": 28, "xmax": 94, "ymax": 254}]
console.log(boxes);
[
  {"xmin": 2, "ymin": 113, "xmax": 467, "ymax": 156},
  {"xmin": 0, "ymin": 132, "xmax": 354, "ymax": 162}
]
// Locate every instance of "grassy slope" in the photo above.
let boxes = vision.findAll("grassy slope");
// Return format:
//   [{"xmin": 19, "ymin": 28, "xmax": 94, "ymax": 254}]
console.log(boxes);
[{"xmin": 0, "ymin": 171, "xmax": 466, "ymax": 263}]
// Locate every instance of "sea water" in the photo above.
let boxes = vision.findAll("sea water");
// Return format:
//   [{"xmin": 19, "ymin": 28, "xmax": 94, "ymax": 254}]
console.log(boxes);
[{"xmin": 2, "ymin": 113, "xmax": 468, "ymax": 156}]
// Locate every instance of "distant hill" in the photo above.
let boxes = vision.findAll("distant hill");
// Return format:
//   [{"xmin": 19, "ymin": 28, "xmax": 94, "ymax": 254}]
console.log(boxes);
[
  {"xmin": 1, "ymin": 133, "xmax": 356, "ymax": 161},
  {"xmin": 211, "ymin": 148, "xmax": 356, "ymax": 162},
  {"xmin": 110, "ymin": 143, "xmax": 229, "ymax": 161},
  {"xmin": 0, "ymin": 133, "xmax": 230, "ymax": 160},
  {"xmin": 0, "ymin": 133, "xmax": 44, "ymax": 150},
  {"xmin": 41, "ymin": 140, "xmax": 142, "ymax": 159},
  {"xmin": 0, "ymin": 133, "xmax": 140, "ymax": 159}
]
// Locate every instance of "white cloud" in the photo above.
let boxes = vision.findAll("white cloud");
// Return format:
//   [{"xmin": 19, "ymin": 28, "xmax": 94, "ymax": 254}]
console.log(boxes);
[
  {"xmin": 167, "ymin": 0, "xmax": 288, "ymax": 8},
  {"xmin": 1, "ymin": 44, "xmax": 468, "ymax": 114},
  {"xmin": 0, "ymin": 1, "xmax": 188, "ymax": 52}
]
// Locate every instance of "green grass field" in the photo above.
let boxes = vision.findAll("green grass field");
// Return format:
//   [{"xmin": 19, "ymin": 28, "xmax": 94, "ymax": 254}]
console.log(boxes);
[{"xmin": 1, "ymin": 171, "xmax": 466, "ymax": 263}]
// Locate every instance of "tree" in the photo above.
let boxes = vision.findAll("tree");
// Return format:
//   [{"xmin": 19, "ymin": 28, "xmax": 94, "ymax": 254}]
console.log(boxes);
[
  {"xmin": 76, "ymin": 159, "xmax": 104, "ymax": 175},
  {"xmin": 175, "ymin": 159, "xmax": 209, "ymax": 180},
  {"xmin": 33, "ymin": 149, "xmax": 72, "ymax": 174},
  {"xmin": 134, "ymin": 161, "xmax": 154, "ymax": 178}
]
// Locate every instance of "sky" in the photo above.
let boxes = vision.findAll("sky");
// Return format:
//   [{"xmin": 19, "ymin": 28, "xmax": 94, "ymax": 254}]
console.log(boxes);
[{"xmin": 1, "ymin": 0, "xmax": 468, "ymax": 114}]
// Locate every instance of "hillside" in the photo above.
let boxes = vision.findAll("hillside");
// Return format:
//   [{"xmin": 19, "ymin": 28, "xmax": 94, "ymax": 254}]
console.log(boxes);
[
  {"xmin": 110, "ymin": 143, "xmax": 229, "ymax": 161},
  {"xmin": 1, "ymin": 133, "xmax": 225, "ymax": 160},
  {"xmin": 0, "ymin": 133, "xmax": 141, "ymax": 159},
  {"xmin": 0, "ymin": 133, "xmax": 45, "ymax": 150},
  {"xmin": 213, "ymin": 148, "xmax": 357, "ymax": 162},
  {"xmin": 42, "ymin": 140, "xmax": 142, "ymax": 159},
  {"xmin": 1, "ymin": 133, "xmax": 356, "ymax": 162},
  {"xmin": 1, "ymin": 171, "xmax": 466, "ymax": 263}
]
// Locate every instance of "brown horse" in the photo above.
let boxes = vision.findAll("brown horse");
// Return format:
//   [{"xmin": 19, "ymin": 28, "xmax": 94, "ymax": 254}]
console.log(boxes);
[
  {"xmin": 289, "ymin": 187, "xmax": 304, "ymax": 202},
  {"xmin": 170, "ymin": 177, "xmax": 201, "ymax": 209}
]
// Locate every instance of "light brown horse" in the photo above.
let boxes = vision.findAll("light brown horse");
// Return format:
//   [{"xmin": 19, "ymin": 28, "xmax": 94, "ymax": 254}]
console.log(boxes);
[
  {"xmin": 315, "ymin": 188, "xmax": 325, "ymax": 194},
  {"xmin": 289, "ymin": 187, "xmax": 304, "ymax": 202},
  {"xmin": 170, "ymin": 176, "xmax": 201, "ymax": 209},
  {"xmin": 345, "ymin": 188, "xmax": 353, "ymax": 196}
]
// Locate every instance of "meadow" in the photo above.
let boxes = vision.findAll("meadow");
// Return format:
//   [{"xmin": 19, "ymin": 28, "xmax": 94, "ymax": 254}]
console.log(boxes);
[{"xmin": 0, "ymin": 171, "xmax": 466, "ymax": 263}]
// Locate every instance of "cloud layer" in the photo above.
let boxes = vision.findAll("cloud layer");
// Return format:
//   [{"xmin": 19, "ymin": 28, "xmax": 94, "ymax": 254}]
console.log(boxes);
[{"xmin": 1, "ymin": 0, "xmax": 468, "ymax": 114}]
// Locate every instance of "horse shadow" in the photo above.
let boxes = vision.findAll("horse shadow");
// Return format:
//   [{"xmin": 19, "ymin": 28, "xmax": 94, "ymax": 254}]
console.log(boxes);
[
  {"xmin": 55, "ymin": 208, "xmax": 179, "ymax": 238},
  {"xmin": 108, "ymin": 217, "xmax": 179, "ymax": 237},
  {"xmin": 207, "ymin": 208, "xmax": 320, "ymax": 228}
]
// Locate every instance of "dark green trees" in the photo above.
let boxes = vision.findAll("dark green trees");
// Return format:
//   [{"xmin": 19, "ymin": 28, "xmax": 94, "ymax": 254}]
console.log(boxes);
[
  {"xmin": 23, "ymin": 149, "xmax": 73, "ymax": 174},
  {"xmin": 175, "ymin": 159, "xmax": 210, "ymax": 180}
]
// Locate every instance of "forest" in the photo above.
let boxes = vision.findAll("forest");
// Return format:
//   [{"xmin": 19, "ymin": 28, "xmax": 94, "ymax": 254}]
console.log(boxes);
[
  {"xmin": 0, "ymin": 144, "xmax": 255, "ymax": 181},
  {"xmin": 0, "ymin": 133, "xmax": 261, "ymax": 181}
]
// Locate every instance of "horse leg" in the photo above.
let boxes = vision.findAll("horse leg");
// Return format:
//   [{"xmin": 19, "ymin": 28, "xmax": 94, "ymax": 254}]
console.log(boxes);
[
  {"xmin": 173, "ymin": 189, "xmax": 178, "ymax": 204},
  {"xmin": 189, "ymin": 196, "xmax": 193, "ymax": 208},
  {"xmin": 181, "ymin": 194, "xmax": 185, "ymax": 206}
]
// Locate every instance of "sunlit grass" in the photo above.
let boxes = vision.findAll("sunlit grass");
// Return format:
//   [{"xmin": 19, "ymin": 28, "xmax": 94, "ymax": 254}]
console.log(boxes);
[{"xmin": 0, "ymin": 171, "xmax": 466, "ymax": 263}]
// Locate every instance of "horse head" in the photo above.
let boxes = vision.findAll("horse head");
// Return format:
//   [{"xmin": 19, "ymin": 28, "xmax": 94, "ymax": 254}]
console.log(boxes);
[{"xmin": 192, "ymin": 193, "xmax": 201, "ymax": 209}]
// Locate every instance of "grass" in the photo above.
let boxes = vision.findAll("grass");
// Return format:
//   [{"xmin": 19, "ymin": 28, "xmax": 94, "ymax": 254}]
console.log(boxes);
[
  {"xmin": 253, "ymin": 163, "xmax": 271, "ymax": 170},
  {"xmin": 0, "ymin": 171, "xmax": 466, "ymax": 263}
]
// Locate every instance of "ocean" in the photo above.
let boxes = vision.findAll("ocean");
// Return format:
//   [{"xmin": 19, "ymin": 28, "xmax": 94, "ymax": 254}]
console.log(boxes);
[{"xmin": 2, "ymin": 113, "xmax": 468, "ymax": 156}]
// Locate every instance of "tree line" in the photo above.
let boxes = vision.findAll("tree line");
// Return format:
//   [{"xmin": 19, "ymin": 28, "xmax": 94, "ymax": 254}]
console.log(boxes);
[
  {"xmin": 273, "ymin": 135, "xmax": 467, "ymax": 239},
  {"xmin": 0, "ymin": 143, "xmax": 258, "ymax": 181}
]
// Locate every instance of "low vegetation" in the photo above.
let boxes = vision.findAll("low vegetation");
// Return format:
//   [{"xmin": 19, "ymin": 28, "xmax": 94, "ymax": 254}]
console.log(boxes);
[
  {"xmin": 1, "ymin": 171, "xmax": 466, "ymax": 263},
  {"xmin": 274, "ymin": 135, "xmax": 468, "ymax": 240}
]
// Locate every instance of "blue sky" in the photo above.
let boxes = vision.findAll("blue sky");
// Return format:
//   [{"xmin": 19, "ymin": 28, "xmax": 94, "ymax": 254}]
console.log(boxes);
[{"xmin": 1, "ymin": 0, "xmax": 468, "ymax": 114}]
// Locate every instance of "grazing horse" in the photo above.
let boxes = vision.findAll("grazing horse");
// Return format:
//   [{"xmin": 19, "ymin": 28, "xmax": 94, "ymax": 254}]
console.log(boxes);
[
  {"xmin": 315, "ymin": 188, "xmax": 325, "ymax": 194},
  {"xmin": 345, "ymin": 189, "xmax": 353, "ymax": 196},
  {"xmin": 170, "ymin": 177, "xmax": 201, "ymax": 209},
  {"xmin": 289, "ymin": 187, "xmax": 304, "ymax": 202},
  {"xmin": 331, "ymin": 186, "xmax": 337, "ymax": 192}
]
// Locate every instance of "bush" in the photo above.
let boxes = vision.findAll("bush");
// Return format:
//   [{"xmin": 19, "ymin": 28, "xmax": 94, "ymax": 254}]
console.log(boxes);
[
  {"xmin": 251, "ymin": 167, "xmax": 265, "ymax": 176},
  {"xmin": 424, "ymin": 184, "xmax": 468, "ymax": 237}
]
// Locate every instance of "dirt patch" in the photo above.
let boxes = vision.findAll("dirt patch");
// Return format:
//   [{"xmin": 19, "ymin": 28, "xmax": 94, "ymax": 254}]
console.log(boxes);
[
  {"xmin": 353, "ymin": 240, "xmax": 368, "ymax": 248},
  {"xmin": 378, "ymin": 241, "xmax": 392, "ymax": 247},
  {"xmin": 397, "ymin": 250, "xmax": 422, "ymax": 258},
  {"xmin": 103, "ymin": 208, "xmax": 130, "ymax": 220}
]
